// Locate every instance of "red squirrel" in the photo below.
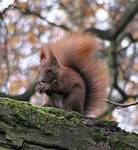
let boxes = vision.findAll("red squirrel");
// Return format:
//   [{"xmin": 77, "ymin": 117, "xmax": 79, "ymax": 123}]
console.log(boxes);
[{"xmin": 36, "ymin": 33, "xmax": 108, "ymax": 117}]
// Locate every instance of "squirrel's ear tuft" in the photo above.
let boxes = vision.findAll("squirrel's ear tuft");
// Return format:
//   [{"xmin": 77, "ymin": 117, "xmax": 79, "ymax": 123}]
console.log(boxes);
[
  {"xmin": 40, "ymin": 47, "xmax": 46, "ymax": 61},
  {"xmin": 49, "ymin": 49, "xmax": 59, "ymax": 66}
]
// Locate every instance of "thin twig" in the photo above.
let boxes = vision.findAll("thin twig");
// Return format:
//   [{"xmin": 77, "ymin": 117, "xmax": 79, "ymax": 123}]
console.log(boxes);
[
  {"xmin": 13, "ymin": 6, "xmax": 70, "ymax": 31},
  {"xmin": 106, "ymin": 100, "xmax": 138, "ymax": 109}
]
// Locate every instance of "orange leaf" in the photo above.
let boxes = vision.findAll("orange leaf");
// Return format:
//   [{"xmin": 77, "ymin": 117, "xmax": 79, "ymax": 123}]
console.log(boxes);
[
  {"xmin": 16, "ymin": 2, "xmax": 28, "ymax": 10},
  {"xmin": 27, "ymin": 32, "xmax": 37, "ymax": 43}
]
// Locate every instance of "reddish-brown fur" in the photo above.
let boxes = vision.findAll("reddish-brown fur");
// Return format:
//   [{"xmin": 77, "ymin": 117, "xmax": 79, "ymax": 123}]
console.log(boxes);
[{"xmin": 36, "ymin": 33, "xmax": 108, "ymax": 117}]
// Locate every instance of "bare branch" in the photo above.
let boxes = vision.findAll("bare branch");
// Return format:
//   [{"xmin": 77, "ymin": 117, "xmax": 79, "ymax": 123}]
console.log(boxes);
[
  {"xmin": 0, "ymin": 0, "xmax": 15, "ymax": 18},
  {"xmin": 0, "ymin": 82, "xmax": 38, "ymax": 101},
  {"xmin": 13, "ymin": 6, "xmax": 70, "ymax": 31},
  {"xmin": 107, "ymin": 100, "xmax": 138, "ymax": 109},
  {"xmin": 86, "ymin": 0, "xmax": 138, "ymax": 40}
]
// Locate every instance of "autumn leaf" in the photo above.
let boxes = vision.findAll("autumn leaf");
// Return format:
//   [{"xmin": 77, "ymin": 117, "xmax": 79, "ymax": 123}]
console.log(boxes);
[{"xmin": 27, "ymin": 32, "xmax": 37, "ymax": 43}]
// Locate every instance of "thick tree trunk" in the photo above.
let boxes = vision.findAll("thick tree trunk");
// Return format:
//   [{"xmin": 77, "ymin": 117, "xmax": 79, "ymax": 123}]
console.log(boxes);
[{"xmin": 0, "ymin": 97, "xmax": 138, "ymax": 150}]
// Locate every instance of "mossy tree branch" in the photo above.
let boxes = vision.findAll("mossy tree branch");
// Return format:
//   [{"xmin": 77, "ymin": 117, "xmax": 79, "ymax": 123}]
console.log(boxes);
[{"xmin": 0, "ymin": 97, "xmax": 138, "ymax": 150}]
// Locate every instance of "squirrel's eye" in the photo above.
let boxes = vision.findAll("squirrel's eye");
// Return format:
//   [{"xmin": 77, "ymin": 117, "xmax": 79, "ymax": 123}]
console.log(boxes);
[{"xmin": 47, "ymin": 68, "xmax": 52, "ymax": 72}]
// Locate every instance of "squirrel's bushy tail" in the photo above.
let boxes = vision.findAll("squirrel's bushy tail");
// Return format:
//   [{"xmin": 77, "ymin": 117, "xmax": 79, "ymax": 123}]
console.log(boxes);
[{"xmin": 49, "ymin": 33, "xmax": 108, "ymax": 116}]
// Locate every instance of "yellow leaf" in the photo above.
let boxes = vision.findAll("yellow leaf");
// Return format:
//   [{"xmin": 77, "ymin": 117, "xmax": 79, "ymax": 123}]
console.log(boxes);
[{"xmin": 7, "ymin": 23, "xmax": 15, "ymax": 33}]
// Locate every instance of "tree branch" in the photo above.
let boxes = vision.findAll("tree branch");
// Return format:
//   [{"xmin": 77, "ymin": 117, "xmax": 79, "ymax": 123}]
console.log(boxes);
[
  {"xmin": 107, "ymin": 100, "xmax": 138, "ymax": 109},
  {"xmin": 86, "ymin": 0, "xmax": 138, "ymax": 40},
  {"xmin": 0, "ymin": 82, "xmax": 38, "ymax": 101},
  {"xmin": 0, "ymin": 97, "xmax": 138, "ymax": 150},
  {"xmin": 0, "ymin": 0, "xmax": 15, "ymax": 18},
  {"xmin": 13, "ymin": 6, "xmax": 70, "ymax": 31}
]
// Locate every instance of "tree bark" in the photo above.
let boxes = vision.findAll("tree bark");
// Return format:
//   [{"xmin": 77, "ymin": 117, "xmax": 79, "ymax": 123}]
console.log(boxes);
[{"xmin": 0, "ymin": 97, "xmax": 138, "ymax": 150}]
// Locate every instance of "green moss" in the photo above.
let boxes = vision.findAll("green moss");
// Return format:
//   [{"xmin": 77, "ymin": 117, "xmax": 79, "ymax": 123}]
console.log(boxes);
[
  {"xmin": 109, "ymin": 136, "xmax": 131, "ymax": 150},
  {"xmin": 1, "ymin": 98, "xmax": 138, "ymax": 149},
  {"xmin": 101, "ymin": 120, "xmax": 117, "ymax": 127},
  {"xmin": 89, "ymin": 128, "xmax": 107, "ymax": 142},
  {"xmin": 109, "ymin": 131, "xmax": 138, "ymax": 150},
  {"xmin": 0, "ymin": 98, "xmax": 83, "ymax": 135},
  {"xmin": 42, "ymin": 106, "xmax": 67, "ymax": 116},
  {"xmin": 0, "ymin": 147, "xmax": 11, "ymax": 150},
  {"xmin": 93, "ymin": 132, "xmax": 107, "ymax": 142}
]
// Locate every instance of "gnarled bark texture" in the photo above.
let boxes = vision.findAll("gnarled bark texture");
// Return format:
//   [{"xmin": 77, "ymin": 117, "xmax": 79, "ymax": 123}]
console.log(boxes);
[{"xmin": 0, "ymin": 97, "xmax": 138, "ymax": 150}]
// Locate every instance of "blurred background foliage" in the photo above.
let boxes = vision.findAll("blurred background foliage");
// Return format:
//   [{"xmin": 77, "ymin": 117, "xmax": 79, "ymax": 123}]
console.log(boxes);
[{"xmin": 0, "ymin": 0, "xmax": 138, "ymax": 133}]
